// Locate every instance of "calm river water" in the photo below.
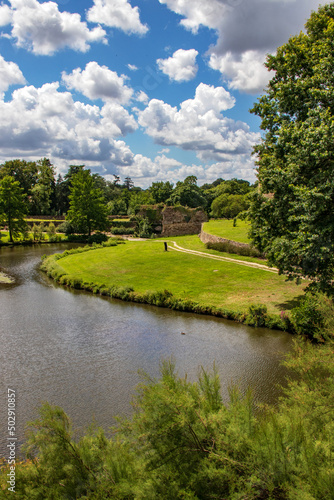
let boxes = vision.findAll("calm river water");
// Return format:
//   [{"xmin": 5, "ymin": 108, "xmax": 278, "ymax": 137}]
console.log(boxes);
[{"xmin": 0, "ymin": 243, "xmax": 293, "ymax": 457}]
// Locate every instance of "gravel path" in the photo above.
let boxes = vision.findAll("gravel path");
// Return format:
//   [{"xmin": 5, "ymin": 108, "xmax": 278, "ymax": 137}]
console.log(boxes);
[{"xmin": 168, "ymin": 241, "xmax": 279, "ymax": 274}]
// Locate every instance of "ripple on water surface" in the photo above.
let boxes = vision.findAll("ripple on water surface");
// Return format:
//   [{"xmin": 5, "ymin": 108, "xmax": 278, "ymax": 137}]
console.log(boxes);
[{"xmin": 0, "ymin": 244, "xmax": 293, "ymax": 457}]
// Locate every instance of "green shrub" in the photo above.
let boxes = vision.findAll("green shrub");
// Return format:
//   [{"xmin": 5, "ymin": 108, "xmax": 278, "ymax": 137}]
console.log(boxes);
[
  {"xmin": 110, "ymin": 226, "xmax": 135, "ymax": 235},
  {"xmin": 206, "ymin": 241, "xmax": 264, "ymax": 258},
  {"xmin": 48, "ymin": 234, "xmax": 62, "ymax": 242},
  {"xmin": 290, "ymin": 292, "xmax": 334, "ymax": 342},
  {"xmin": 245, "ymin": 304, "xmax": 268, "ymax": 327},
  {"xmin": 32, "ymin": 223, "xmax": 45, "ymax": 242},
  {"xmin": 57, "ymin": 221, "xmax": 76, "ymax": 234},
  {"xmin": 4, "ymin": 341, "xmax": 334, "ymax": 499},
  {"xmin": 47, "ymin": 222, "xmax": 56, "ymax": 237},
  {"xmin": 109, "ymin": 220, "xmax": 133, "ymax": 228},
  {"xmin": 87, "ymin": 232, "xmax": 108, "ymax": 244}
]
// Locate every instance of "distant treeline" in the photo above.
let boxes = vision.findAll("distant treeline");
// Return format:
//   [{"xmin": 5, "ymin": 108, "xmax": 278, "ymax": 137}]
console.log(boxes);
[{"xmin": 0, "ymin": 158, "xmax": 255, "ymax": 218}]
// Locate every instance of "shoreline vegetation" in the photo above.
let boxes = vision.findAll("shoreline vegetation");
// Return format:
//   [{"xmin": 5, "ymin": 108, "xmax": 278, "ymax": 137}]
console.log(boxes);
[
  {"xmin": 1, "ymin": 343, "xmax": 333, "ymax": 499},
  {"xmin": 40, "ymin": 237, "xmax": 306, "ymax": 333},
  {"xmin": 0, "ymin": 270, "xmax": 14, "ymax": 283}
]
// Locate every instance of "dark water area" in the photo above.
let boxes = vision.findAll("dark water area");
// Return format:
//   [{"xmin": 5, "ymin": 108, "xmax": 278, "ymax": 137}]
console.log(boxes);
[{"xmin": 0, "ymin": 243, "xmax": 293, "ymax": 458}]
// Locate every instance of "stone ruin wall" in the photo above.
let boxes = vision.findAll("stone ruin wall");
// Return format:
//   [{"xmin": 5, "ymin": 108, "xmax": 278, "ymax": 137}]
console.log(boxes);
[
  {"xmin": 161, "ymin": 207, "xmax": 208, "ymax": 237},
  {"xmin": 199, "ymin": 230, "xmax": 250, "ymax": 248}
]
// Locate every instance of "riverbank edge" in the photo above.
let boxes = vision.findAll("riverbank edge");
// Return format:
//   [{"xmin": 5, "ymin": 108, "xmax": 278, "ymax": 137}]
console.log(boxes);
[
  {"xmin": 0, "ymin": 271, "xmax": 14, "ymax": 283},
  {"xmin": 40, "ymin": 244, "xmax": 293, "ymax": 333}
]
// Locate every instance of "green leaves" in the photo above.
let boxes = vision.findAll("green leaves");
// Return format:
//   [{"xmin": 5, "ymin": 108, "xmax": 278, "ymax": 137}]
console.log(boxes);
[
  {"xmin": 2, "ymin": 345, "xmax": 334, "ymax": 498},
  {"xmin": 250, "ymin": 4, "xmax": 334, "ymax": 294},
  {"xmin": 0, "ymin": 175, "xmax": 27, "ymax": 242},
  {"xmin": 66, "ymin": 169, "xmax": 108, "ymax": 236}
]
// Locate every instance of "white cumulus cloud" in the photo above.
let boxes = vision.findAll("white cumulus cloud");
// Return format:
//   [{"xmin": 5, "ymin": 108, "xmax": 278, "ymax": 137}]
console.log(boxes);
[
  {"xmin": 6, "ymin": 0, "xmax": 106, "ymax": 55},
  {"xmin": 0, "ymin": 55, "xmax": 26, "ymax": 98},
  {"xmin": 117, "ymin": 151, "xmax": 257, "ymax": 187},
  {"xmin": 62, "ymin": 61, "xmax": 133, "ymax": 104},
  {"xmin": 0, "ymin": 82, "xmax": 137, "ymax": 165},
  {"xmin": 0, "ymin": 3, "xmax": 12, "ymax": 26},
  {"xmin": 209, "ymin": 50, "xmax": 274, "ymax": 94},
  {"xmin": 159, "ymin": 0, "xmax": 325, "ymax": 93},
  {"xmin": 87, "ymin": 0, "xmax": 148, "ymax": 35},
  {"xmin": 157, "ymin": 48, "xmax": 198, "ymax": 82},
  {"xmin": 138, "ymin": 83, "xmax": 258, "ymax": 162}
]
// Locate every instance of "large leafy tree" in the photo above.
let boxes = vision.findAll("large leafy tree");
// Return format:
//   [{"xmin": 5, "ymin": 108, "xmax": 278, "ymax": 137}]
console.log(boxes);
[
  {"xmin": 66, "ymin": 169, "xmax": 108, "ymax": 236},
  {"xmin": 167, "ymin": 176, "xmax": 207, "ymax": 209},
  {"xmin": 30, "ymin": 158, "xmax": 56, "ymax": 215},
  {"xmin": 0, "ymin": 175, "xmax": 27, "ymax": 242},
  {"xmin": 249, "ymin": 3, "xmax": 334, "ymax": 294},
  {"xmin": 149, "ymin": 181, "xmax": 174, "ymax": 203},
  {"xmin": 211, "ymin": 193, "xmax": 250, "ymax": 219},
  {"xmin": 0, "ymin": 159, "xmax": 38, "ymax": 198}
]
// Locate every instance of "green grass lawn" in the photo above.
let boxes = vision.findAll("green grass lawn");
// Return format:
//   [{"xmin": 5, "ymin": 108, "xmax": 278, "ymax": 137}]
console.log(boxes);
[
  {"xmin": 55, "ymin": 240, "xmax": 305, "ymax": 315},
  {"xmin": 203, "ymin": 219, "xmax": 251, "ymax": 244},
  {"xmin": 162, "ymin": 235, "xmax": 266, "ymax": 265},
  {"xmin": 25, "ymin": 219, "xmax": 64, "ymax": 222}
]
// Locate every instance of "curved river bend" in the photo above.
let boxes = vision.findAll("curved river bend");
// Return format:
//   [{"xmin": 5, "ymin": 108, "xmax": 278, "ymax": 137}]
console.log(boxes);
[{"xmin": 0, "ymin": 244, "xmax": 293, "ymax": 457}]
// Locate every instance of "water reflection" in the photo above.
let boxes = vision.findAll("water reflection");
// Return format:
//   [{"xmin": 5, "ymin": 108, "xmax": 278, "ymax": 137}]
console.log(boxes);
[{"xmin": 0, "ymin": 244, "xmax": 293, "ymax": 457}]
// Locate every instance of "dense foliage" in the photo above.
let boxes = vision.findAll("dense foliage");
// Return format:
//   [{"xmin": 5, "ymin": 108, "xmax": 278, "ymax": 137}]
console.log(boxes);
[
  {"xmin": 66, "ymin": 170, "xmax": 109, "ymax": 236},
  {"xmin": 249, "ymin": 3, "xmax": 334, "ymax": 295},
  {"xmin": 0, "ymin": 176, "xmax": 27, "ymax": 242},
  {"xmin": 0, "ymin": 158, "xmax": 254, "ymax": 220},
  {"xmin": 1, "ymin": 338, "xmax": 333, "ymax": 499}
]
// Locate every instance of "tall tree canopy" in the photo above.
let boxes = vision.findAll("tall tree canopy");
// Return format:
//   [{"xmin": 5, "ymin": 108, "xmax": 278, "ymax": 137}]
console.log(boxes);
[
  {"xmin": 249, "ymin": 3, "xmax": 334, "ymax": 294},
  {"xmin": 30, "ymin": 158, "xmax": 56, "ymax": 215},
  {"xmin": 167, "ymin": 176, "xmax": 207, "ymax": 209},
  {"xmin": 0, "ymin": 159, "xmax": 38, "ymax": 199},
  {"xmin": 0, "ymin": 175, "xmax": 27, "ymax": 242},
  {"xmin": 66, "ymin": 169, "xmax": 108, "ymax": 236}
]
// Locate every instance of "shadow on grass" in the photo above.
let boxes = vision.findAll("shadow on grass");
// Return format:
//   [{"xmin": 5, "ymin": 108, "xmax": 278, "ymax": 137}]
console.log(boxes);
[{"xmin": 275, "ymin": 295, "xmax": 304, "ymax": 311}]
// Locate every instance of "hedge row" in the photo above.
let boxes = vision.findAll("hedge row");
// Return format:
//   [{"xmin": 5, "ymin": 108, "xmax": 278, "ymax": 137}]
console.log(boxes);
[{"xmin": 205, "ymin": 241, "xmax": 265, "ymax": 259}]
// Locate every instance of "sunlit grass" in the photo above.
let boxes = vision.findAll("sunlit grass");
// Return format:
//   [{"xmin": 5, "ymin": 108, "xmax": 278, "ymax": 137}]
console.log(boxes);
[
  {"xmin": 57, "ymin": 239, "xmax": 305, "ymax": 314},
  {"xmin": 203, "ymin": 219, "xmax": 251, "ymax": 244},
  {"xmin": 160, "ymin": 235, "xmax": 266, "ymax": 265}
]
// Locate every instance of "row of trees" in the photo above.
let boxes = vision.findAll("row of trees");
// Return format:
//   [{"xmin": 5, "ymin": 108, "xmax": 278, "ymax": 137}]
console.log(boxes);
[
  {"xmin": 4, "ymin": 3, "xmax": 334, "ymax": 292},
  {"xmin": 0, "ymin": 161, "xmax": 255, "ymax": 241},
  {"xmin": 0, "ymin": 159, "xmax": 254, "ymax": 218}
]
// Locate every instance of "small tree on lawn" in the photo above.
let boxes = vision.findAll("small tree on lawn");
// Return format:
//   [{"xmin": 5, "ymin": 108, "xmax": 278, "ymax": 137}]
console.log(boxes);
[
  {"xmin": 0, "ymin": 175, "xmax": 27, "ymax": 242},
  {"xmin": 66, "ymin": 170, "xmax": 108, "ymax": 237}
]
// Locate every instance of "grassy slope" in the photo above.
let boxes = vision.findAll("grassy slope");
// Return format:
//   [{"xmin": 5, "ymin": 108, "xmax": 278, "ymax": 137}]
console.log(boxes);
[
  {"xmin": 163, "ymin": 235, "xmax": 266, "ymax": 265},
  {"xmin": 56, "ymin": 240, "xmax": 305, "ymax": 314},
  {"xmin": 202, "ymin": 219, "xmax": 251, "ymax": 244}
]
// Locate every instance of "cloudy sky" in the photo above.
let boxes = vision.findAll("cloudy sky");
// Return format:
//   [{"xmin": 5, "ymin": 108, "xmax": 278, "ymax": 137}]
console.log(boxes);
[{"xmin": 0, "ymin": 0, "xmax": 325, "ymax": 186}]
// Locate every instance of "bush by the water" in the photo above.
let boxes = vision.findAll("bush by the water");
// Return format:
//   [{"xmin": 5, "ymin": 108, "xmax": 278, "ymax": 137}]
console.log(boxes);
[
  {"xmin": 57, "ymin": 221, "xmax": 77, "ymax": 235},
  {"xmin": 206, "ymin": 240, "xmax": 265, "ymax": 258},
  {"xmin": 290, "ymin": 292, "xmax": 334, "ymax": 342},
  {"xmin": 2, "ymin": 341, "xmax": 334, "ymax": 499}
]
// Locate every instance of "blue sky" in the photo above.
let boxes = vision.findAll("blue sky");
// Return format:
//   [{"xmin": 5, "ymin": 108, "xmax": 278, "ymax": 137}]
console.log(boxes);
[{"xmin": 0, "ymin": 0, "xmax": 325, "ymax": 187}]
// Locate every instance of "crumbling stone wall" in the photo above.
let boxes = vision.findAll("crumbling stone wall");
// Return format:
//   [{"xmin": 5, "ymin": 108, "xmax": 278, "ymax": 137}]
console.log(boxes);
[
  {"xmin": 161, "ymin": 206, "xmax": 208, "ymax": 236},
  {"xmin": 136, "ymin": 205, "xmax": 208, "ymax": 236},
  {"xmin": 200, "ymin": 229, "xmax": 250, "ymax": 248}
]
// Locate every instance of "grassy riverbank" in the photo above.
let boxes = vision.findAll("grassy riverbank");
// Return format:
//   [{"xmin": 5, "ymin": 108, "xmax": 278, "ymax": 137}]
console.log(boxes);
[
  {"xmin": 41, "ymin": 237, "xmax": 306, "ymax": 330},
  {"xmin": 0, "ymin": 271, "xmax": 14, "ymax": 283}
]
